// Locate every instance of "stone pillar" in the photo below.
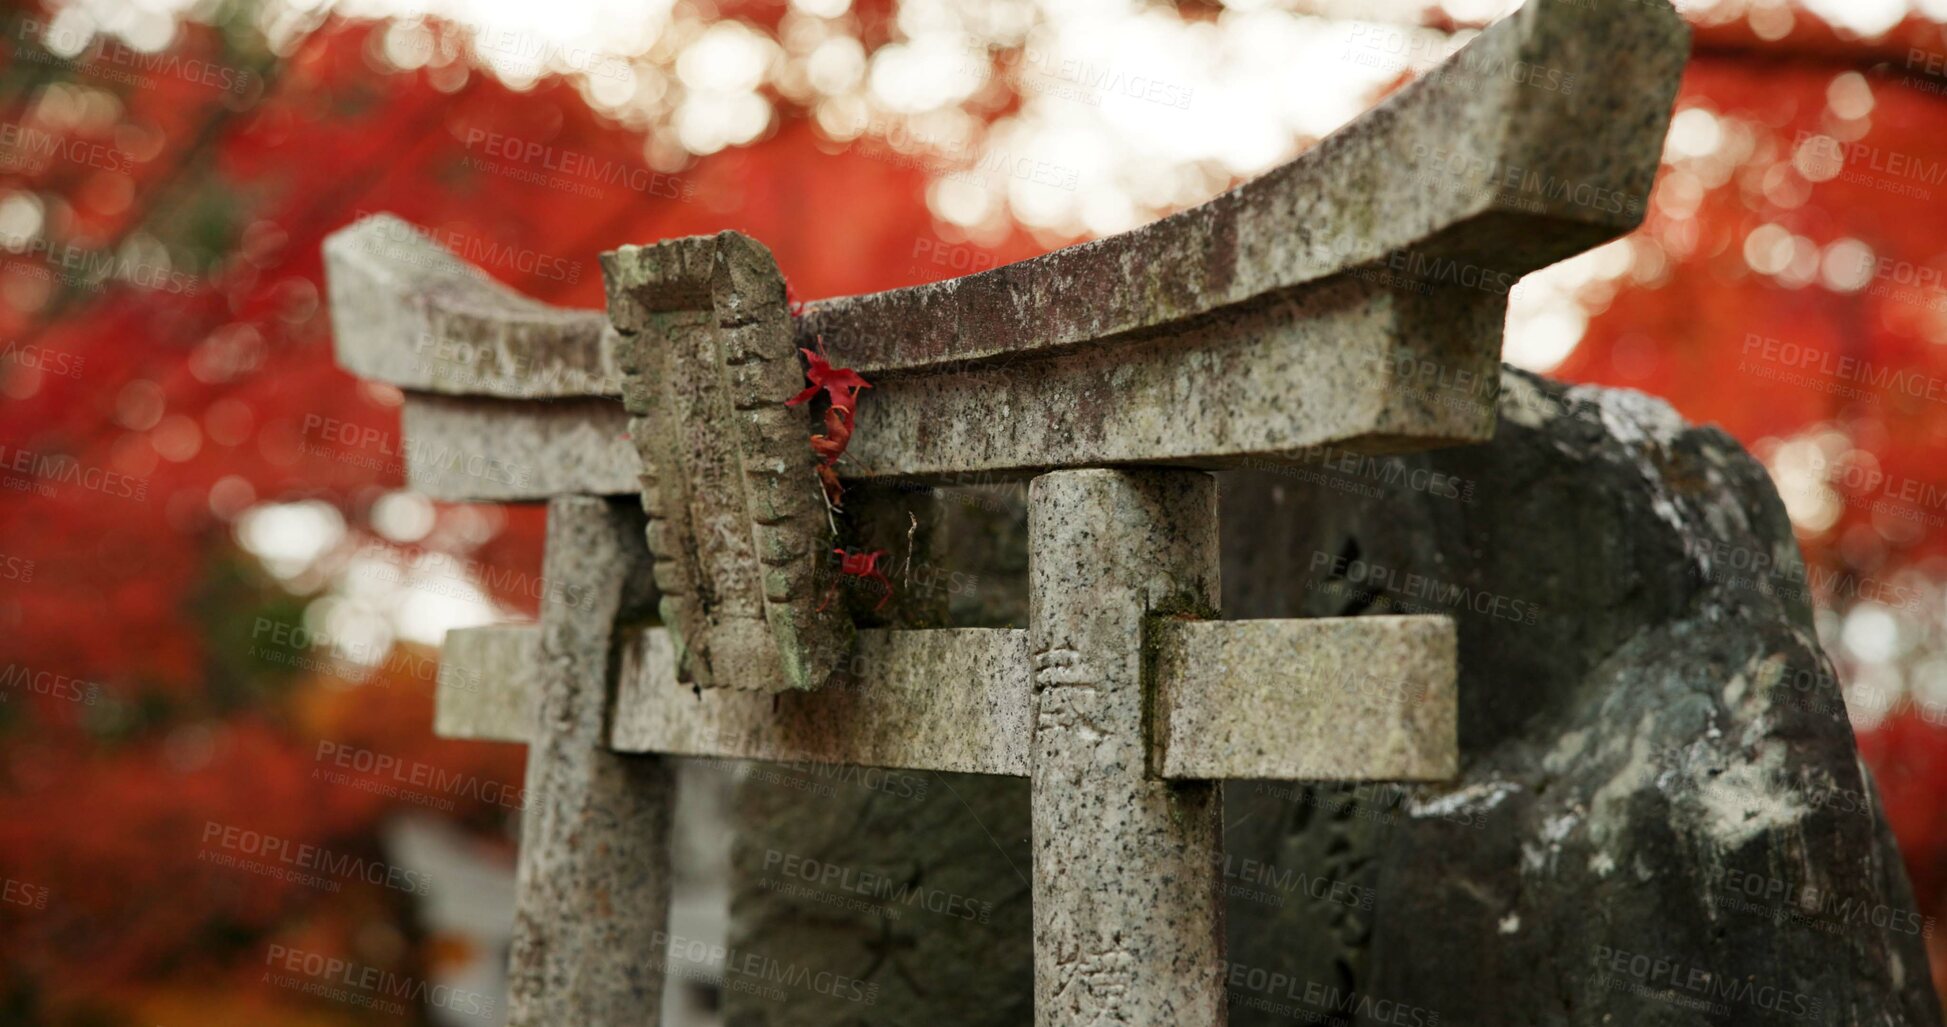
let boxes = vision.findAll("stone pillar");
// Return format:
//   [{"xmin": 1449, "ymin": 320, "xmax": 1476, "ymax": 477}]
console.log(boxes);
[
  {"xmin": 1028, "ymin": 469, "xmax": 1224, "ymax": 1027},
  {"xmin": 508, "ymin": 496, "xmax": 673, "ymax": 1026}
]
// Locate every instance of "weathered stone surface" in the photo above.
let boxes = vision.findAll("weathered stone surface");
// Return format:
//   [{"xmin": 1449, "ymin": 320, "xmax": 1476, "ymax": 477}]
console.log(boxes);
[
  {"xmin": 725, "ymin": 763, "xmax": 1034, "ymax": 1027},
  {"xmin": 449, "ymin": 614, "xmax": 1449, "ymax": 784},
  {"xmin": 400, "ymin": 394, "xmax": 636, "ymax": 501},
  {"xmin": 793, "ymin": 0, "xmax": 1686, "ymax": 378},
  {"xmin": 322, "ymin": 214, "xmax": 616, "ymax": 397},
  {"xmin": 322, "ymin": 0, "xmax": 1688, "ymax": 500},
  {"xmin": 1029, "ymin": 470, "xmax": 1225, "ymax": 1027},
  {"xmin": 387, "ymin": 274, "xmax": 1506, "ymax": 495},
  {"xmin": 603, "ymin": 232, "xmax": 851, "ymax": 693},
  {"xmin": 506, "ymin": 497, "xmax": 673, "ymax": 1027},
  {"xmin": 611, "ymin": 626, "xmax": 1030, "ymax": 775},
  {"xmin": 842, "ymin": 278, "xmax": 1505, "ymax": 481},
  {"xmin": 1154, "ymin": 615, "xmax": 1455, "ymax": 782},
  {"xmin": 436, "ymin": 624, "xmax": 535, "ymax": 742},
  {"xmin": 1219, "ymin": 368, "xmax": 1941, "ymax": 1026}
]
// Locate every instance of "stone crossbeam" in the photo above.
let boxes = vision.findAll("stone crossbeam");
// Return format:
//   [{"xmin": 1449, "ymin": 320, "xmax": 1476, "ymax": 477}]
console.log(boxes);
[
  {"xmin": 322, "ymin": 0, "xmax": 1687, "ymax": 501},
  {"xmin": 436, "ymin": 616, "xmax": 1458, "ymax": 782}
]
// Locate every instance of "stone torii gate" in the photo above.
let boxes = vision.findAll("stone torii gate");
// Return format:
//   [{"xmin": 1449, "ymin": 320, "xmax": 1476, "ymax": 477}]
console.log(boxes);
[{"xmin": 321, "ymin": 2, "xmax": 1685, "ymax": 1023}]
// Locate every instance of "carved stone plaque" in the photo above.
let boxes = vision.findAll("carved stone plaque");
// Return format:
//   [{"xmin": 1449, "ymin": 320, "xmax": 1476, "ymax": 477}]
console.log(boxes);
[{"xmin": 602, "ymin": 232, "xmax": 851, "ymax": 691}]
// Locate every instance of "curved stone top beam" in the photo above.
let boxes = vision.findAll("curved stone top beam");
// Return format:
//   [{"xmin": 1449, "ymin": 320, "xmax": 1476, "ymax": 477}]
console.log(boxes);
[
  {"xmin": 323, "ymin": 213, "xmax": 618, "ymax": 398},
  {"xmin": 796, "ymin": 0, "xmax": 1688, "ymax": 378},
  {"xmin": 324, "ymin": 0, "xmax": 1686, "ymax": 402}
]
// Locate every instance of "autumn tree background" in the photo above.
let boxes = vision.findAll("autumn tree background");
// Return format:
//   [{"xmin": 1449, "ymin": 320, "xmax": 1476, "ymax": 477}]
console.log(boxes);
[{"xmin": 3, "ymin": 0, "xmax": 1947, "ymax": 1022}]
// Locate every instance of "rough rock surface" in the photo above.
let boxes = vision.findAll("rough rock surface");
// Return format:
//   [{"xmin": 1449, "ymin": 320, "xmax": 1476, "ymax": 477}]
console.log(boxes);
[
  {"xmin": 722, "ymin": 488, "xmax": 1034, "ymax": 1027},
  {"xmin": 1221, "ymin": 368, "xmax": 1939, "ymax": 1026},
  {"xmin": 724, "ymin": 763, "xmax": 1033, "ymax": 1027}
]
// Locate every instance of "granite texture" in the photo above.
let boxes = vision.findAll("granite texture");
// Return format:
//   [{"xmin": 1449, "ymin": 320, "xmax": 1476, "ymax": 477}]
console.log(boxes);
[
  {"xmin": 610, "ymin": 625, "xmax": 1031, "ymax": 775},
  {"xmin": 445, "ymin": 613, "xmax": 1452, "ymax": 783},
  {"xmin": 840, "ymin": 277, "xmax": 1505, "ymax": 481},
  {"xmin": 400, "ymin": 393, "xmax": 636, "ymax": 502},
  {"xmin": 1028, "ymin": 469, "xmax": 1226, "ymax": 1027},
  {"xmin": 506, "ymin": 497, "xmax": 673, "ymax": 1027},
  {"xmin": 383, "ymin": 271, "xmax": 1505, "ymax": 495},
  {"xmin": 322, "ymin": 214, "xmax": 615, "ymax": 397},
  {"xmin": 436, "ymin": 624, "xmax": 535, "ymax": 742},
  {"xmin": 603, "ymin": 233, "xmax": 852, "ymax": 693},
  {"xmin": 1153, "ymin": 615, "xmax": 1456, "ymax": 782}
]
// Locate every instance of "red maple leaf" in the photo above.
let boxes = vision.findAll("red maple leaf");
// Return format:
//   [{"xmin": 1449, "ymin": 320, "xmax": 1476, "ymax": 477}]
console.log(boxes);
[
  {"xmin": 818, "ymin": 548, "xmax": 892, "ymax": 612},
  {"xmin": 786, "ymin": 337, "xmax": 871, "ymax": 413},
  {"xmin": 810, "ymin": 405, "xmax": 853, "ymax": 465}
]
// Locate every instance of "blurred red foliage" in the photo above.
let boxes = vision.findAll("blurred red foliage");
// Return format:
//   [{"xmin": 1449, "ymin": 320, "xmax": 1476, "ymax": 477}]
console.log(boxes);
[
  {"xmin": 0, "ymin": 12, "xmax": 1044, "ymax": 1023},
  {"xmin": 4, "ymin": 3, "xmax": 1947, "ymax": 1023},
  {"xmin": 1565, "ymin": 49, "xmax": 1947, "ymax": 991}
]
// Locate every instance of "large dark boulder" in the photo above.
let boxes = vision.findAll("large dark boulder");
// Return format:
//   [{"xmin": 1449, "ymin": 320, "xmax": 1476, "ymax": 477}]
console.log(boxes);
[{"xmin": 1223, "ymin": 368, "xmax": 1937, "ymax": 1026}]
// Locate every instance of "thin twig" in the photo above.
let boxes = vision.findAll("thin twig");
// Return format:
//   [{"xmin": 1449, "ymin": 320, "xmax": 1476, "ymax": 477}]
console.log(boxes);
[{"xmin": 904, "ymin": 511, "xmax": 917, "ymax": 587}]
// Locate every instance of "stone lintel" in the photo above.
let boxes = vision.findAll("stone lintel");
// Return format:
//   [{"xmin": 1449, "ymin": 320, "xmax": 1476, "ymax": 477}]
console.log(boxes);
[
  {"xmin": 794, "ymin": 0, "xmax": 1687, "ymax": 379},
  {"xmin": 400, "ymin": 394, "xmax": 637, "ymax": 502},
  {"xmin": 612, "ymin": 626, "xmax": 1031, "ymax": 775},
  {"xmin": 440, "ymin": 624, "xmax": 1029, "ymax": 772},
  {"xmin": 439, "ymin": 618, "xmax": 1457, "ymax": 783},
  {"xmin": 392, "ymin": 278, "xmax": 1505, "ymax": 501},
  {"xmin": 845, "ymin": 277, "xmax": 1504, "ymax": 482}
]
